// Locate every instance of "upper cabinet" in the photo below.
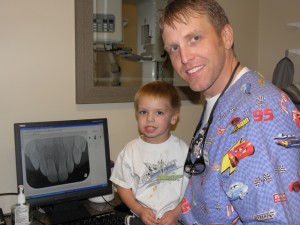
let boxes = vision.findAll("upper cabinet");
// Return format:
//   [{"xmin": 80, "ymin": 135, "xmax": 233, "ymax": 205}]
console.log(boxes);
[{"xmin": 75, "ymin": 0, "xmax": 199, "ymax": 104}]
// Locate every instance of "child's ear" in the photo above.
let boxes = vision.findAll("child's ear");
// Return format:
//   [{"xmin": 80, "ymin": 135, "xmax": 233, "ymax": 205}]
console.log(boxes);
[{"xmin": 171, "ymin": 111, "xmax": 180, "ymax": 125}]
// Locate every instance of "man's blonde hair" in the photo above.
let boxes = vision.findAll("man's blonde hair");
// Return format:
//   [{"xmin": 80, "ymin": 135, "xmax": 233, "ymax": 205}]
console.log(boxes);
[{"xmin": 160, "ymin": 0, "xmax": 229, "ymax": 37}]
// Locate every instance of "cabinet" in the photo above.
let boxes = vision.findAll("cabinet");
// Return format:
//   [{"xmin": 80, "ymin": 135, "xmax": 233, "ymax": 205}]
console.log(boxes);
[{"xmin": 74, "ymin": 0, "xmax": 200, "ymax": 103}]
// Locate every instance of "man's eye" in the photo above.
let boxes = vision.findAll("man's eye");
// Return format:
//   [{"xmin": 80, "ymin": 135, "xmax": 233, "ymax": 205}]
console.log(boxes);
[
  {"xmin": 138, "ymin": 111, "xmax": 147, "ymax": 115},
  {"xmin": 191, "ymin": 35, "xmax": 200, "ymax": 43},
  {"xmin": 170, "ymin": 45, "xmax": 179, "ymax": 52}
]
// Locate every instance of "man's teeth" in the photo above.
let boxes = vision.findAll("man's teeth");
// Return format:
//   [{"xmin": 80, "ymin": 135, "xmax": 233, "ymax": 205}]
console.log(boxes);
[{"xmin": 187, "ymin": 65, "xmax": 203, "ymax": 74}]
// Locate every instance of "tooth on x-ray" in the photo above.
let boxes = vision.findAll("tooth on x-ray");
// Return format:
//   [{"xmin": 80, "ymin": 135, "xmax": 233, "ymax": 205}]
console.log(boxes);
[{"xmin": 25, "ymin": 136, "xmax": 87, "ymax": 183}]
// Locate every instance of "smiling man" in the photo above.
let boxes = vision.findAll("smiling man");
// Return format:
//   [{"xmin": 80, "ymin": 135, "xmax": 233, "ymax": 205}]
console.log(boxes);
[{"xmin": 160, "ymin": 0, "xmax": 300, "ymax": 224}]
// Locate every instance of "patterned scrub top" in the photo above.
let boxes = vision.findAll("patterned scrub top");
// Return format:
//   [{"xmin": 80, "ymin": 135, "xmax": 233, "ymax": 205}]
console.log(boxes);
[{"xmin": 179, "ymin": 70, "xmax": 300, "ymax": 225}]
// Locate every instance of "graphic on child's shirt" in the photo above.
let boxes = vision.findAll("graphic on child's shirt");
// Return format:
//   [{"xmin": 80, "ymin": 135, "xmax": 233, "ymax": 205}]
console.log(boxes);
[{"xmin": 141, "ymin": 157, "xmax": 183, "ymax": 187}]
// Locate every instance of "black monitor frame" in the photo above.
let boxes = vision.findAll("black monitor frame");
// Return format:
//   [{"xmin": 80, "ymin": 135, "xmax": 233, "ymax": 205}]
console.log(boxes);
[{"xmin": 14, "ymin": 118, "xmax": 113, "ymax": 223}]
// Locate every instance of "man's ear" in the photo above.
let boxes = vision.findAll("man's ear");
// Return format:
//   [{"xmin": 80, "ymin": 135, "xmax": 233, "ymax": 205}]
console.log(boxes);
[{"xmin": 222, "ymin": 24, "xmax": 234, "ymax": 50}]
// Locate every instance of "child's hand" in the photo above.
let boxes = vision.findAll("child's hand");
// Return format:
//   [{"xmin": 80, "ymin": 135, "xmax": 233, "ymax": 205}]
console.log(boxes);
[
  {"xmin": 139, "ymin": 207, "xmax": 159, "ymax": 225},
  {"xmin": 157, "ymin": 210, "xmax": 178, "ymax": 225}
]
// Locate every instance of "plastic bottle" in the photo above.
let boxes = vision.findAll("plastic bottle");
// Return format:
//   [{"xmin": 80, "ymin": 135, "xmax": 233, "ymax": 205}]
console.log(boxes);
[{"xmin": 11, "ymin": 185, "xmax": 31, "ymax": 225}]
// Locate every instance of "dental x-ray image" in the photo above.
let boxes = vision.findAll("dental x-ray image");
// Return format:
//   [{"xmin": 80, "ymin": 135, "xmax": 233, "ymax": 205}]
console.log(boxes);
[{"xmin": 24, "ymin": 135, "xmax": 90, "ymax": 188}]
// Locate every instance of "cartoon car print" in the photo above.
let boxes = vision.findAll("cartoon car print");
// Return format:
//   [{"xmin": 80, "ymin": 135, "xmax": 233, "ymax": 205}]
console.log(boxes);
[
  {"xmin": 274, "ymin": 133, "xmax": 295, "ymax": 139},
  {"xmin": 228, "ymin": 138, "xmax": 255, "ymax": 167},
  {"xmin": 289, "ymin": 180, "xmax": 300, "ymax": 192},
  {"xmin": 181, "ymin": 197, "xmax": 191, "ymax": 214},
  {"xmin": 274, "ymin": 134, "xmax": 300, "ymax": 148},
  {"xmin": 226, "ymin": 182, "xmax": 248, "ymax": 201},
  {"xmin": 231, "ymin": 216, "xmax": 240, "ymax": 225},
  {"xmin": 229, "ymin": 116, "xmax": 241, "ymax": 126},
  {"xmin": 292, "ymin": 110, "xmax": 300, "ymax": 128},
  {"xmin": 276, "ymin": 139, "xmax": 300, "ymax": 147},
  {"xmin": 241, "ymin": 83, "xmax": 251, "ymax": 95}
]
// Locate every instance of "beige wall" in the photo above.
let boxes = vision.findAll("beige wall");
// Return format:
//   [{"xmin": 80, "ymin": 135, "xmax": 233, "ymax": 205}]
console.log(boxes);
[
  {"xmin": 218, "ymin": 0, "xmax": 300, "ymax": 82},
  {"xmin": 0, "ymin": 0, "xmax": 200, "ymax": 213},
  {"xmin": 258, "ymin": 0, "xmax": 300, "ymax": 83},
  {"xmin": 0, "ymin": 0, "xmax": 299, "ymax": 214},
  {"xmin": 218, "ymin": 0, "xmax": 260, "ymax": 72},
  {"xmin": 220, "ymin": 0, "xmax": 300, "ymax": 83}
]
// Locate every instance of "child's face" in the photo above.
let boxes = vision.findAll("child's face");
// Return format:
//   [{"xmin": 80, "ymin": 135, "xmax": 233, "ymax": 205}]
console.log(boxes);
[{"xmin": 136, "ymin": 96, "xmax": 179, "ymax": 144}]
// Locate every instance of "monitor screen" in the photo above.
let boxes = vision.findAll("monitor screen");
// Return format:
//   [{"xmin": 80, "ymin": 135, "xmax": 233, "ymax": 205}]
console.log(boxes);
[{"xmin": 14, "ymin": 118, "xmax": 112, "ymax": 216}]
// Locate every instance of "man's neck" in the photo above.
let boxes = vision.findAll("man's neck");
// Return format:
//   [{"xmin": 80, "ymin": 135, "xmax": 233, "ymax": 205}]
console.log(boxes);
[{"xmin": 203, "ymin": 59, "xmax": 241, "ymax": 98}]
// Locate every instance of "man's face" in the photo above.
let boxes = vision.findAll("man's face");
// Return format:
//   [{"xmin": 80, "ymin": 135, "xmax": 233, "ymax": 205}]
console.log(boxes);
[{"xmin": 162, "ymin": 14, "xmax": 232, "ymax": 97}]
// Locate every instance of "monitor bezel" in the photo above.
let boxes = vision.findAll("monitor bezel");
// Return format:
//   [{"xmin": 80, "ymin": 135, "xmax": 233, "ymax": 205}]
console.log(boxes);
[{"xmin": 14, "ymin": 118, "xmax": 113, "ymax": 208}]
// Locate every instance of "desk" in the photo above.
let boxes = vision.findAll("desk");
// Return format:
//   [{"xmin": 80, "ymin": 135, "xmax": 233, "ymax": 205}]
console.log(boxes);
[{"xmin": 5, "ymin": 194, "xmax": 123, "ymax": 225}]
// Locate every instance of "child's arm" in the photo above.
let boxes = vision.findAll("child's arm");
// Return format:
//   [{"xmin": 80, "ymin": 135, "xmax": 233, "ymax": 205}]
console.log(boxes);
[
  {"xmin": 117, "ymin": 185, "xmax": 159, "ymax": 225},
  {"xmin": 157, "ymin": 201, "xmax": 181, "ymax": 225}
]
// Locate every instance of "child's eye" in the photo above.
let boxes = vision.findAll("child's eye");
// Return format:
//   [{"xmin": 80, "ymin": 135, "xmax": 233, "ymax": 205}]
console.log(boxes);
[
  {"xmin": 138, "ymin": 110, "xmax": 147, "ymax": 115},
  {"xmin": 193, "ymin": 35, "xmax": 200, "ymax": 41},
  {"xmin": 156, "ymin": 111, "xmax": 164, "ymax": 116}
]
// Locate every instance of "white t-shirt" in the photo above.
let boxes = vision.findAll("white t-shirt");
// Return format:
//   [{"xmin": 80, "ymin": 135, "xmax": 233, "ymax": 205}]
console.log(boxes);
[{"xmin": 110, "ymin": 135, "xmax": 189, "ymax": 219}]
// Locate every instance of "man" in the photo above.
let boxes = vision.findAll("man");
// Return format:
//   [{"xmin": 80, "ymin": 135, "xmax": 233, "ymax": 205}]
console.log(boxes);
[{"xmin": 160, "ymin": 0, "xmax": 300, "ymax": 224}]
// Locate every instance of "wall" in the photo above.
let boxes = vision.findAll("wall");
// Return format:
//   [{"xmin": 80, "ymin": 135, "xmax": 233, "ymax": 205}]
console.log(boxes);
[
  {"xmin": 218, "ymin": 0, "xmax": 259, "ymax": 72},
  {"xmin": 0, "ymin": 0, "xmax": 201, "ymax": 213},
  {"xmin": 0, "ymin": 0, "xmax": 298, "ymax": 214},
  {"xmin": 258, "ymin": 0, "xmax": 300, "ymax": 83}
]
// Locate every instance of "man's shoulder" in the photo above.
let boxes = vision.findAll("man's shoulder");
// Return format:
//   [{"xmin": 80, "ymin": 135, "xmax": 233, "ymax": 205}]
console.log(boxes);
[{"xmin": 234, "ymin": 70, "xmax": 281, "ymax": 98}]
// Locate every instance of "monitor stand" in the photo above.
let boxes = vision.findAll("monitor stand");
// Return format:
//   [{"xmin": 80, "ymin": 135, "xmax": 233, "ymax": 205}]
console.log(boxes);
[{"xmin": 44, "ymin": 201, "xmax": 91, "ymax": 224}]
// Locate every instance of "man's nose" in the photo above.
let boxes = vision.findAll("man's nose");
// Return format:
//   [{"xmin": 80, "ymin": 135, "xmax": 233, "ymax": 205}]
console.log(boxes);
[{"xmin": 180, "ymin": 47, "xmax": 193, "ymax": 64}]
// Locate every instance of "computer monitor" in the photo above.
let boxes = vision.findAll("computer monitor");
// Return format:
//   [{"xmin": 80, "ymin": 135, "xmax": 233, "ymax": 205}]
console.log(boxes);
[{"xmin": 14, "ymin": 118, "xmax": 113, "ymax": 223}]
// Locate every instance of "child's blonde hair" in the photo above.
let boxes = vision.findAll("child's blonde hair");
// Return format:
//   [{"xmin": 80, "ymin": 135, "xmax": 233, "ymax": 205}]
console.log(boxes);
[{"xmin": 134, "ymin": 81, "xmax": 181, "ymax": 112}]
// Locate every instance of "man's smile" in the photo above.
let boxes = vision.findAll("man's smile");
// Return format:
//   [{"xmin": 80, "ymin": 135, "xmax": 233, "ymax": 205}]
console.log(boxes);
[{"xmin": 186, "ymin": 65, "xmax": 204, "ymax": 75}]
